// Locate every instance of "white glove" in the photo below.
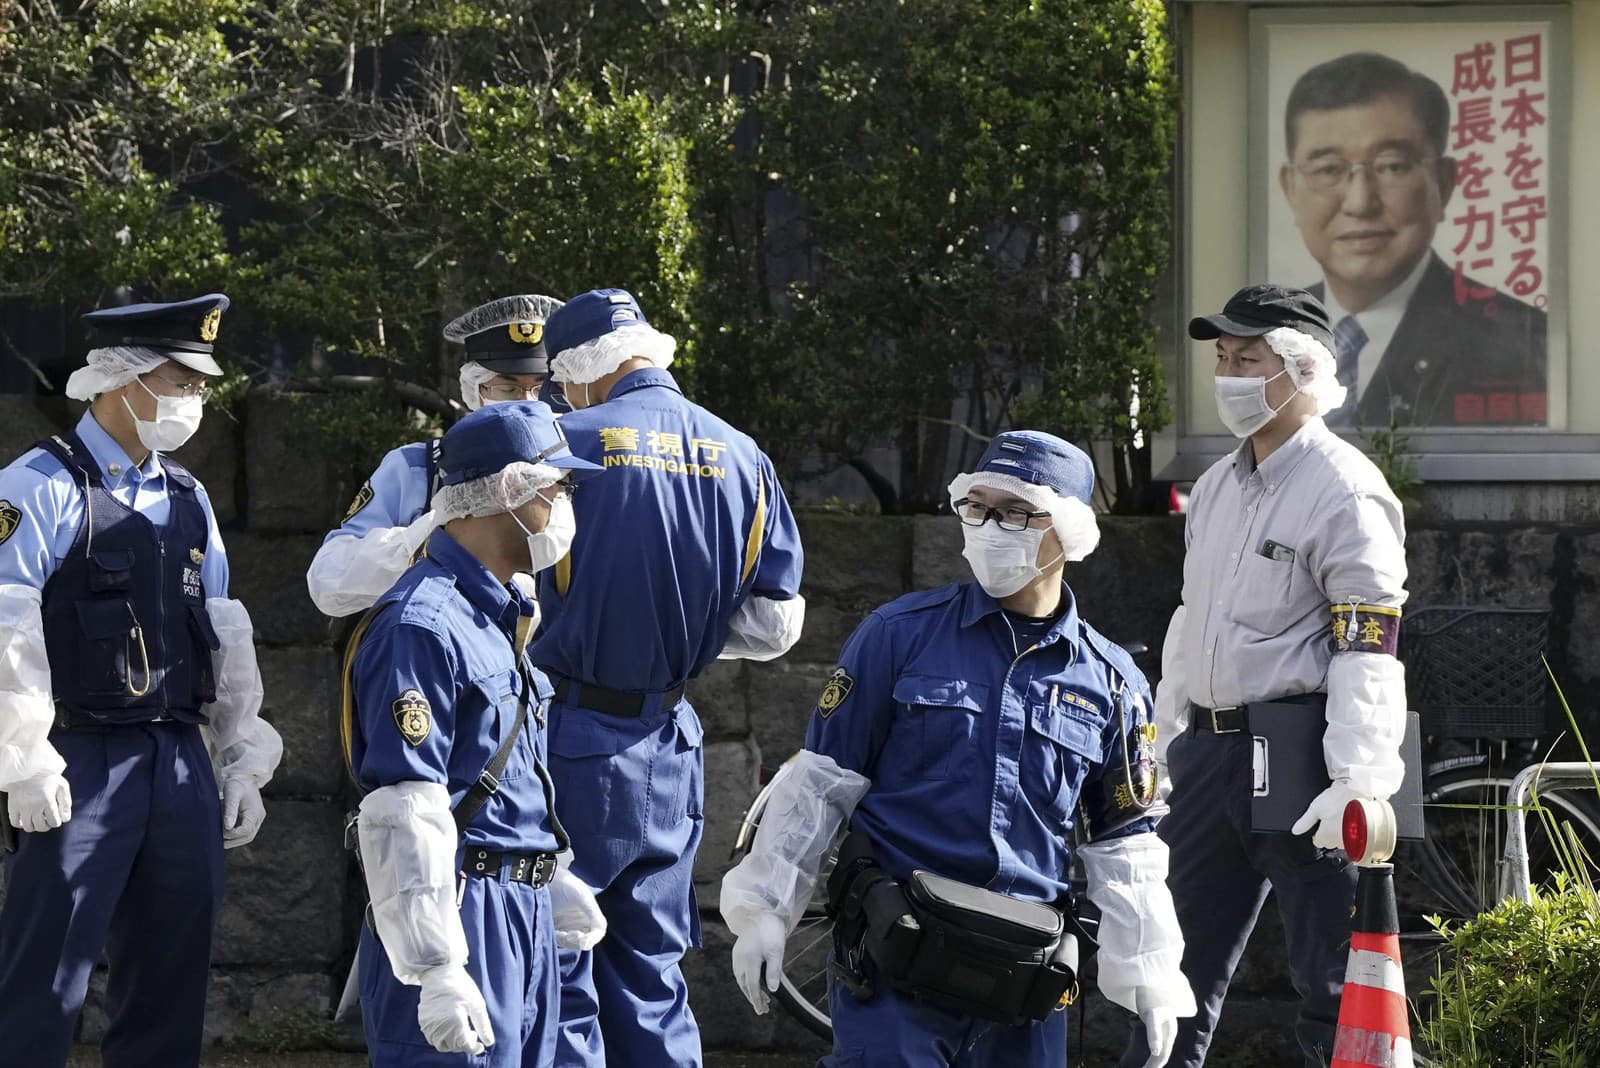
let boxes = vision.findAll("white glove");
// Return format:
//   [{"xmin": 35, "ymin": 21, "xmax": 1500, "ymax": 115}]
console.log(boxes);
[
  {"xmin": 1139, "ymin": 999, "xmax": 1179, "ymax": 1067},
  {"xmin": 731, "ymin": 911, "xmax": 786, "ymax": 1015},
  {"xmin": 416, "ymin": 964, "xmax": 495, "ymax": 1055},
  {"xmin": 1291, "ymin": 780, "xmax": 1370, "ymax": 851},
  {"xmin": 7, "ymin": 772, "xmax": 72, "ymax": 832},
  {"xmin": 221, "ymin": 776, "xmax": 266, "ymax": 848},
  {"xmin": 549, "ymin": 861, "xmax": 607, "ymax": 951}
]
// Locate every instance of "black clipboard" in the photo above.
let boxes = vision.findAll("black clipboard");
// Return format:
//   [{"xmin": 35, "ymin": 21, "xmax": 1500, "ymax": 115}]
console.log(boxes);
[{"xmin": 1248, "ymin": 702, "xmax": 1425, "ymax": 841}]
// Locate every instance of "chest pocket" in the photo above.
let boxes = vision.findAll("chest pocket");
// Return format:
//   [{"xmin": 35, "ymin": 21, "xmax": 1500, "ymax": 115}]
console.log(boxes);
[
  {"xmin": 889, "ymin": 675, "xmax": 986, "ymax": 781},
  {"xmin": 1229, "ymin": 547, "xmax": 1314, "ymax": 635},
  {"xmin": 1022, "ymin": 701, "xmax": 1102, "ymax": 825},
  {"xmin": 473, "ymin": 668, "xmax": 541, "ymax": 782}
]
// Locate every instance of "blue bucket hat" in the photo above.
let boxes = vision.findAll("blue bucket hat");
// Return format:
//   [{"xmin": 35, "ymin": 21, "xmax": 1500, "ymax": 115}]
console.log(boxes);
[
  {"xmin": 438, "ymin": 401, "xmax": 603, "ymax": 487},
  {"xmin": 970, "ymin": 430, "xmax": 1095, "ymax": 504}
]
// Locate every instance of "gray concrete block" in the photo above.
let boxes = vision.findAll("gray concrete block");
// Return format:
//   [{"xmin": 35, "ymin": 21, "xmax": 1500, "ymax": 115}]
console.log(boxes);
[
  {"xmin": 227, "ymin": 534, "xmax": 327, "ymax": 646},
  {"xmin": 1405, "ymin": 528, "xmax": 1557, "ymax": 609},
  {"xmin": 695, "ymin": 659, "xmax": 751, "ymax": 742},
  {"xmin": 259, "ymin": 647, "xmax": 345, "ymax": 798},
  {"xmin": 214, "ymin": 801, "xmax": 348, "ymax": 967},
  {"xmin": 748, "ymin": 660, "xmax": 836, "ymax": 768},
  {"xmin": 170, "ymin": 406, "xmax": 241, "ymax": 525},
  {"xmin": 911, "ymin": 514, "xmax": 966, "ymax": 591},
  {"xmin": 0, "ymin": 395, "xmax": 71, "ymax": 466},
  {"xmin": 789, "ymin": 602, "xmax": 867, "ymax": 665},
  {"xmin": 245, "ymin": 393, "xmax": 341, "ymax": 533},
  {"xmin": 697, "ymin": 738, "xmax": 762, "ymax": 890},
  {"xmin": 795, "ymin": 513, "xmax": 913, "ymax": 605}
]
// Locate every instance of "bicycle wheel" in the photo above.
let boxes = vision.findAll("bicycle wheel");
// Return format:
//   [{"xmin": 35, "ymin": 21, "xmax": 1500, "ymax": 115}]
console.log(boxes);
[
  {"xmin": 729, "ymin": 761, "xmax": 838, "ymax": 1040},
  {"xmin": 1397, "ymin": 769, "xmax": 1600, "ymax": 924}
]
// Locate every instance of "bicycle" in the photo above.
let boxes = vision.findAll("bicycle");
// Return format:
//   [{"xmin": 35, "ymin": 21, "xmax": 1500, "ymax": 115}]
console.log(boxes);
[{"xmin": 730, "ymin": 610, "xmax": 1600, "ymax": 1041}]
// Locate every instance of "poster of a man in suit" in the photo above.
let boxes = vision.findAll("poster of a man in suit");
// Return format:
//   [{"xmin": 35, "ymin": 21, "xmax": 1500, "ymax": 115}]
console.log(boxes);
[{"xmin": 1263, "ymin": 16, "xmax": 1561, "ymax": 429}]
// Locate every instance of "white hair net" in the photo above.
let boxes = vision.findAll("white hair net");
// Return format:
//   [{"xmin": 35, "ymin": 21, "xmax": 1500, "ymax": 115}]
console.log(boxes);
[
  {"xmin": 1264, "ymin": 327, "xmax": 1347, "ymax": 416},
  {"xmin": 64, "ymin": 346, "xmax": 168, "ymax": 401},
  {"xmin": 443, "ymin": 294, "xmax": 564, "ymax": 343},
  {"xmin": 430, "ymin": 461, "xmax": 563, "ymax": 522},
  {"xmin": 947, "ymin": 470, "xmax": 1101, "ymax": 562},
  {"xmin": 458, "ymin": 361, "xmax": 497, "ymax": 412},
  {"xmin": 551, "ymin": 324, "xmax": 676, "ymax": 386}
]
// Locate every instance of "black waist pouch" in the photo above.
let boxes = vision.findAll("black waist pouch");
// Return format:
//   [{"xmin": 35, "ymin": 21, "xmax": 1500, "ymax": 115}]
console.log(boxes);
[{"xmin": 829, "ymin": 832, "xmax": 1079, "ymax": 1027}]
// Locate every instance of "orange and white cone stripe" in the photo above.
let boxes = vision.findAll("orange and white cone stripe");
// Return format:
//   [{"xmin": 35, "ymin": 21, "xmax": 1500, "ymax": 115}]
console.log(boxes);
[{"xmin": 1331, "ymin": 931, "xmax": 1414, "ymax": 1068}]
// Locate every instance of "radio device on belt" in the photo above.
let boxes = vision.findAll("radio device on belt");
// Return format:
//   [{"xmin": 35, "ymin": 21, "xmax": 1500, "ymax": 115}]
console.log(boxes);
[{"xmin": 824, "ymin": 830, "xmax": 1082, "ymax": 1027}]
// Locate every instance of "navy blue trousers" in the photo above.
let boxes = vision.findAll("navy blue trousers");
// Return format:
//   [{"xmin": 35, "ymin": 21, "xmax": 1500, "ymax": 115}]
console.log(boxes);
[
  {"xmin": 822, "ymin": 973, "xmax": 1066, "ymax": 1067},
  {"xmin": 360, "ymin": 875, "xmax": 558, "ymax": 1067},
  {"xmin": 547, "ymin": 698, "xmax": 704, "ymax": 1068},
  {"xmin": 0, "ymin": 723, "xmax": 224, "ymax": 1068},
  {"xmin": 1119, "ymin": 725, "xmax": 1358, "ymax": 1068}
]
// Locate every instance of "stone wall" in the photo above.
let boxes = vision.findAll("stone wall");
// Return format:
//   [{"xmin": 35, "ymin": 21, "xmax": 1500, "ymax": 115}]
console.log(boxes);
[{"xmin": 3, "ymin": 392, "xmax": 1598, "ymax": 1060}]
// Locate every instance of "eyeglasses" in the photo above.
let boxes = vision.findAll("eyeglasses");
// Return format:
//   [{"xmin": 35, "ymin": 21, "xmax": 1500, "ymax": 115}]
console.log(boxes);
[
  {"xmin": 951, "ymin": 498, "xmax": 1050, "ymax": 532},
  {"xmin": 1292, "ymin": 154, "xmax": 1438, "ymax": 194},
  {"xmin": 547, "ymin": 479, "xmax": 578, "ymax": 499},
  {"xmin": 143, "ymin": 372, "xmax": 211, "ymax": 400},
  {"xmin": 482, "ymin": 383, "xmax": 541, "ymax": 401}
]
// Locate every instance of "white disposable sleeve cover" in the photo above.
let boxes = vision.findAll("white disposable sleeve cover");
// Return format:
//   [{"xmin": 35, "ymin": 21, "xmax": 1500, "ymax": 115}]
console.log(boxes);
[
  {"xmin": 306, "ymin": 511, "xmax": 440, "ymax": 618},
  {"xmin": 202, "ymin": 598, "xmax": 284, "ymax": 788},
  {"xmin": 718, "ymin": 595, "xmax": 806, "ymax": 663},
  {"xmin": 1324, "ymin": 652, "xmax": 1407, "ymax": 799},
  {"xmin": 1152, "ymin": 605, "xmax": 1188, "ymax": 768},
  {"xmin": 1079, "ymin": 834, "xmax": 1197, "ymax": 1019},
  {"xmin": 719, "ymin": 748, "xmax": 870, "ymax": 936},
  {"xmin": 358, "ymin": 781, "xmax": 469, "ymax": 986},
  {"xmin": 0, "ymin": 584, "xmax": 65, "ymax": 790}
]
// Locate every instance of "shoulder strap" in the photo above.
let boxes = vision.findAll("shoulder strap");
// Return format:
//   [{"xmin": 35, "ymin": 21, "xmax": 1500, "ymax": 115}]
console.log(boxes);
[
  {"xmin": 159, "ymin": 455, "xmax": 197, "ymax": 491},
  {"xmin": 339, "ymin": 599, "xmax": 400, "ymax": 786},
  {"xmin": 33, "ymin": 432, "xmax": 101, "ymax": 487}
]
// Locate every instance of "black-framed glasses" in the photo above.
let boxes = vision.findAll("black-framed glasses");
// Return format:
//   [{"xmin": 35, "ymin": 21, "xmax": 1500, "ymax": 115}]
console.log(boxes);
[
  {"xmin": 142, "ymin": 371, "xmax": 211, "ymax": 400},
  {"xmin": 548, "ymin": 478, "xmax": 578, "ymax": 499},
  {"xmin": 951, "ymin": 498, "xmax": 1050, "ymax": 532},
  {"xmin": 1292, "ymin": 153, "xmax": 1438, "ymax": 194}
]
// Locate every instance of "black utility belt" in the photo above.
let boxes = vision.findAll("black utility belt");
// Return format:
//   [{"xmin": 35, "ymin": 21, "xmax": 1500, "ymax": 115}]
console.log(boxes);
[
  {"xmin": 553, "ymin": 677, "xmax": 685, "ymax": 719},
  {"xmin": 1189, "ymin": 692, "xmax": 1324, "ymax": 735},
  {"xmin": 54, "ymin": 706, "xmax": 202, "ymax": 731},
  {"xmin": 462, "ymin": 847, "xmax": 559, "ymax": 888},
  {"xmin": 826, "ymin": 831, "xmax": 1079, "ymax": 1027}
]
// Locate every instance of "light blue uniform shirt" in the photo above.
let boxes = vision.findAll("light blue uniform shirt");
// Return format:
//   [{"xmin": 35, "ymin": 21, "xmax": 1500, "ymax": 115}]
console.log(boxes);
[
  {"xmin": 0, "ymin": 412, "xmax": 229, "ymax": 595},
  {"xmin": 323, "ymin": 441, "xmax": 433, "ymax": 546}
]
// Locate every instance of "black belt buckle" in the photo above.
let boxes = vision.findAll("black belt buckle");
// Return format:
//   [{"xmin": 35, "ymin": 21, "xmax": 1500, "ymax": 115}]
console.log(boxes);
[{"xmin": 1210, "ymin": 706, "xmax": 1244, "ymax": 734}]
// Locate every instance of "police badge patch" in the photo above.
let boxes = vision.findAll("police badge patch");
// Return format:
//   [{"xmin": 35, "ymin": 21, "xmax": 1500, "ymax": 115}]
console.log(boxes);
[
  {"xmin": 343, "ymin": 481, "xmax": 375, "ymax": 522},
  {"xmin": 0, "ymin": 500, "xmax": 20, "ymax": 546},
  {"xmin": 392, "ymin": 689, "xmax": 432, "ymax": 746},
  {"xmin": 816, "ymin": 667, "xmax": 854, "ymax": 719}
]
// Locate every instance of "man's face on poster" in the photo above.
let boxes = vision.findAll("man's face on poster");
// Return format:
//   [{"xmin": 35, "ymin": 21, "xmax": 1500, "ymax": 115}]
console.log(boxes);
[{"xmin": 1280, "ymin": 93, "xmax": 1458, "ymax": 309}]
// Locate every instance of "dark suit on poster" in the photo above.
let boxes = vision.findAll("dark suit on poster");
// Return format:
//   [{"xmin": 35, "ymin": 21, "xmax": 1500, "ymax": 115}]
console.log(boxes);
[{"xmin": 1313, "ymin": 254, "xmax": 1548, "ymax": 428}]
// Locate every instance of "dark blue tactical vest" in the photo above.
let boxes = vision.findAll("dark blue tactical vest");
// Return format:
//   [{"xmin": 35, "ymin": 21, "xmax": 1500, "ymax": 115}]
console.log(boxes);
[{"xmin": 33, "ymin": 431, "xmax": 219, "ymax": 724}]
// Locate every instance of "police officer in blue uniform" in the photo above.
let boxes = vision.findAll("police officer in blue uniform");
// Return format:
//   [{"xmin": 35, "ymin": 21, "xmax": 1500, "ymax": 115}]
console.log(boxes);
[
  {"xmin": 347, "ymin": 401, "xmax": 608, "ymax": 1065},
  {"xmin": 0, "ymin": 295, "xmax": 284, "ymax": 1067},
  {"xmin": 535, "ymin": 288, "xmax": 806, "ymax": 1067},
  {"xmin": 308, "ymin": 294, "xmax": 564, "ymax": 618},
  {"xmin": 721, "ymin": 432, "xmax": 1195, "ymax": 1068}
]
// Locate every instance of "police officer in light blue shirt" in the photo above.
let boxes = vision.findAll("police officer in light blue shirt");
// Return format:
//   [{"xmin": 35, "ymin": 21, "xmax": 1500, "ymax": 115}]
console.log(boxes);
[
  {"xmin": 347, "ymin": 401, "xmax": 608, "ymax": 1065},
  {"xmin": 307, "ymin": 294, "xmax": 564, "ymax": 618},
  {"xmin": 721, "ymin": 432, "xmax": 1195, "ymax": 1068},
  {"xmin": 0, "ymin": 295, "xmax": 283, "ymax": 1067},
  {"xmin": 535, "ymin": 288, "xmax": 806, "ymax": 1068}
]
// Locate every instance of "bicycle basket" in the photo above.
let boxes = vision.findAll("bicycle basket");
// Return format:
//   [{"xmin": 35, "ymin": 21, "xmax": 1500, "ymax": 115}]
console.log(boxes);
[{"xmin": 1398, "ymin": 606, "xmax": 1551, "ymax": 739}]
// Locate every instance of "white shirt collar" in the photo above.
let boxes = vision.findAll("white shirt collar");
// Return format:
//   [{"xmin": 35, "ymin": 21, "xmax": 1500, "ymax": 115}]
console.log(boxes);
[{"xmin": 1319, "ymin": 252, "xmax": 1432, "ymax": 399}]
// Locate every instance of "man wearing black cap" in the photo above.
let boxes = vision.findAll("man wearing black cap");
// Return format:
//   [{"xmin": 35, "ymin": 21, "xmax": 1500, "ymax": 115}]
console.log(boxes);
[
  {"xmin": 308, "ymin": 293, "xmax": 564, "ymax": 619},
  {"xmin": 1119, "ymin": 285, "xmax": 1408, "ymax": 1067},
  {"xmin": 0, "ymin": 295, "xmax": 283, "ymax": 1066}
]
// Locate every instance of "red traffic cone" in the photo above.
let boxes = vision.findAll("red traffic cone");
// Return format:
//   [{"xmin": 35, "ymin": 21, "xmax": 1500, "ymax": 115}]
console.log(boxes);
[{"xmin": 1331, "ymin": 799, "xmax": 1414, "ymax": 1068}]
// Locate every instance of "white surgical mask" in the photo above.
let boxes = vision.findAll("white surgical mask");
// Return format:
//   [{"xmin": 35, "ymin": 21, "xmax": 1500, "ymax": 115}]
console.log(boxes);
[
  {"xmin": 122, "ymin": 378, "xmax": 203, "ymax": 453},
  {"xmin": 961, "ymin": 522, "xmax": 1062, "ymax": 598},
  {"xmin": 513, "ymin": 492, "xmax": 576, "ymax": 572},
  {"xmin": 1214, "ymin": 369, "xmax": 1297, "ymax": 439}
]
